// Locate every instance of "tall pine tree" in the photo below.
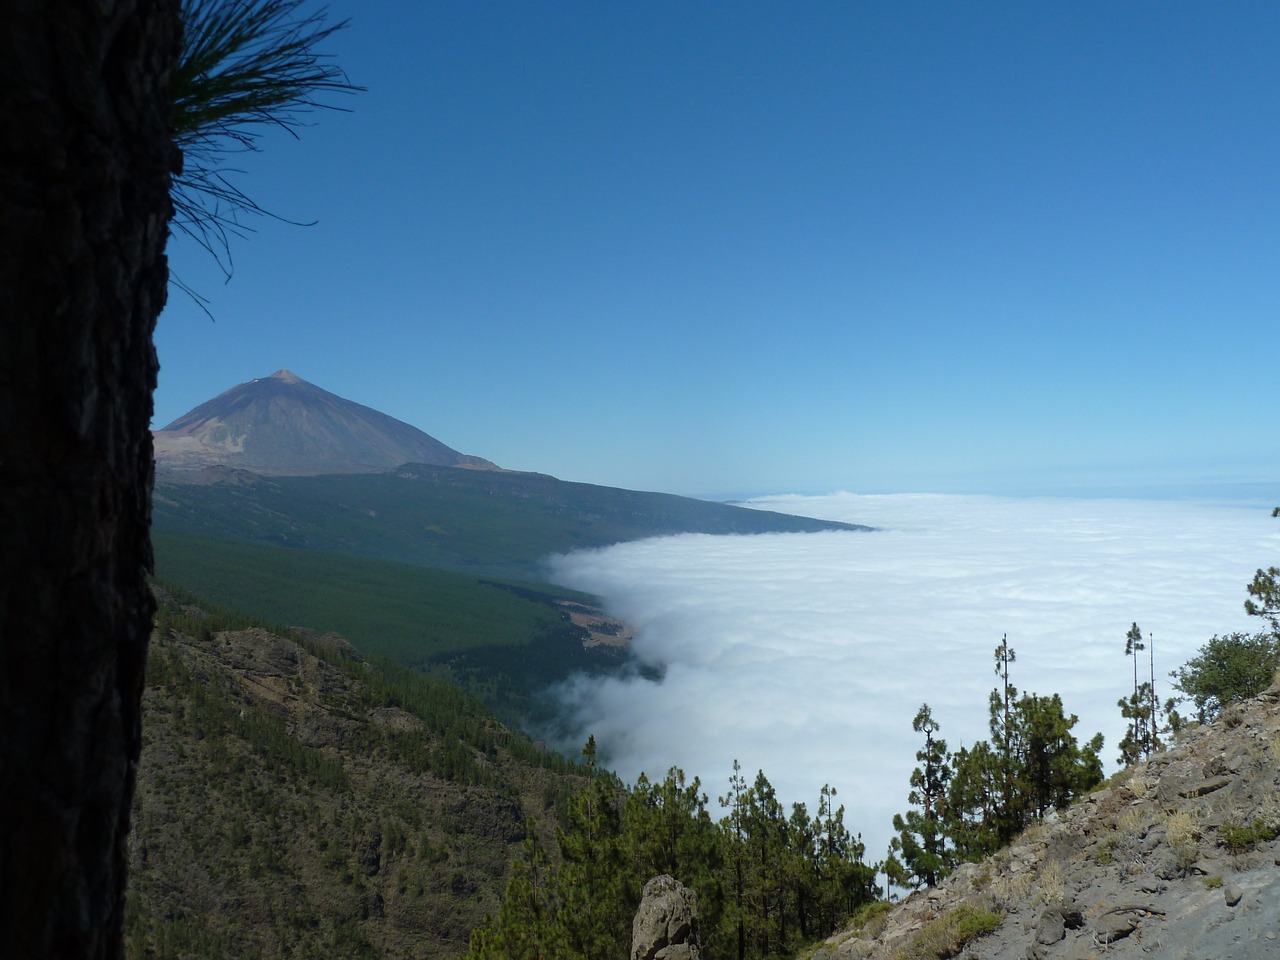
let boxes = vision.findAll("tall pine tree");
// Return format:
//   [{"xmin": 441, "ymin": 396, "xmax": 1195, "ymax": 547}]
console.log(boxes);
[
  {"xmin": 889, "ymin": 704, "xmax": 952, "ymax": 889},
  {"xmin": 555, "ymin": 738, "xmax": 631, "ymax": 960}
]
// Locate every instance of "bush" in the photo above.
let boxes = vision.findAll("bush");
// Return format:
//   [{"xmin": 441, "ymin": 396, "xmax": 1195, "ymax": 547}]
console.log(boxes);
[
  {"xmin": 848, "ymin": 900, "xmax": 893, "ymax": 939},
  {"xmin": 897, "ymin": 904, "xmax": 1003, "ymax": 959},
  {"xmin": 1219, "ymin": 818, "xmax": 1280, "ymax": 854},
  {"xmin": 1169, "ymin": 632, "xmax": 1280, "ymax": 723}
]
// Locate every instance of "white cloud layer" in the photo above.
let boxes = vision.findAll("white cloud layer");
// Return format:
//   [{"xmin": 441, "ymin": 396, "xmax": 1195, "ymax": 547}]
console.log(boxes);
[{"xmin": 544, "ymin": 493, "xmax": 1279, "ymax": 863}]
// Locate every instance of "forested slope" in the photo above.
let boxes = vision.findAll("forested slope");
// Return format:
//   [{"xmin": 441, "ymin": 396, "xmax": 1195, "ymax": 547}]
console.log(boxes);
[{"xmin": 125, "ymin": 588, "xmax": 588, "ymax": 959}]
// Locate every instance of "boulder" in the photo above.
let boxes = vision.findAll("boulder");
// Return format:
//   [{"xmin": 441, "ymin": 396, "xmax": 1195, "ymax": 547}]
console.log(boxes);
[{"xmin": 631, "ymin": 875, "xmax": 701, "ymax": 960}]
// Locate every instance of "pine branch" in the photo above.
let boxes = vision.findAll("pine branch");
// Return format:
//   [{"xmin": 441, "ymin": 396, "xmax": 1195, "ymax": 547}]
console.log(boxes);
[{"xmin": 170, "ymin": 0, "xmax": 364, "ymax": 277}]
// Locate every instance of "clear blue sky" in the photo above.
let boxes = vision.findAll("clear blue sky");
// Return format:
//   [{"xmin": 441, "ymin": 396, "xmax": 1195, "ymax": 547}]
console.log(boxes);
[{"xmin": 155, "ymin": 1, "xmax": 1280, "ymax": 499}]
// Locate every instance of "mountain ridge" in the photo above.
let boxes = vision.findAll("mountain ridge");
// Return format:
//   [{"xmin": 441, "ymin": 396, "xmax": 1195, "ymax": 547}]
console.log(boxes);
[
  {"xmin": 153, "ymin": 463, "xmax": 866, "ymax": 583},
  {"xmin": 154, "ymin": 369, "xmax": 498, "ymax": 476}
]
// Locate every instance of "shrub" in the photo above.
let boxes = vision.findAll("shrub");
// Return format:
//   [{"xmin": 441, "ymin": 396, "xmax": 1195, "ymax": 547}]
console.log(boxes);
[
  {"xmin": 1165, "ymin": 809, "xmax": 1201, "ymax": 874},
  {"xmin": 848, "ymin": 900, "xmax": 893, "ymax": 939},
  {"xmin": 1032, "ymin": 861, "xmax": 1065, "ymax": 906},
  {"xmin": 1092, "ymin": 834, "xmax": 1118, "ymax": 865},
  {"xmin": 897, "ymin": 904, "xmax": 1003, "ymax": 959},
  {"xmin": 1219, "ymin": 818, "xmax": 1280, "ymax": 854},
  {"xmin": 1169, "ymin": 632, "xmax": 1280, "ymax": 723}
]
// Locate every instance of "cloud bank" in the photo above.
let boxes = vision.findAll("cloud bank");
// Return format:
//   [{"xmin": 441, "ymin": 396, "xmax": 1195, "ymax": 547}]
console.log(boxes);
[{"xmin": 545, "ymin": 493, "xmax": 1279, "ymax": 862}]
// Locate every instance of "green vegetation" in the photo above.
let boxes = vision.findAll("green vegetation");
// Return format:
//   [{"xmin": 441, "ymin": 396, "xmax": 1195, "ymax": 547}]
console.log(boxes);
[
  {"xmin": 1117, "ymin": 622, "xmax": 1164, "ymax": 766},
  {"xmin": 153, "ymin": 464, "xmax": 861, "ymax": 581},
  {"xmin": 132, "ymin": 499, "xmax": 1280, "ymax": 959},
  {"xmin": 1244, "ymin": 507, "xmax": 1280, "ymax": 630},
  {"xmin": 154, "ymin": 531, "xmax": 573, "ymax": 659},
  {"xmin": 845, "ymin": 900, "xmax": 894, "ymax": 939},
  {"xmin": 1168, "ymin": 631, "xmax": 1280, "ymax": 724},
  {"xmin": 153, "ymin": 531, "xmax": 625, "ymax": 723},
  {"xmin": 889, "ymin": 638, "xmax": 1104, "ymax": 889},
  {"xmin": 897, "ymin": 904, "xmax": 1003, "ymax": 960},
  {"xmin": 155, "ymin": 582, "xmax": 580, "ymax": 786},
  {"xmin": 1218, "ymin": 817, "xmax": 1280, "ymax": 854},
  {"xmin": 889, "ymin": 705, "xmax": 951, "ymax": 889},
  {"xmin": 127, "ymin": 587, "xmax": 591, "ymax": 959},
  {"xmin": 468, "ymin": 755, "xmax": 878, "ymax": 960}
]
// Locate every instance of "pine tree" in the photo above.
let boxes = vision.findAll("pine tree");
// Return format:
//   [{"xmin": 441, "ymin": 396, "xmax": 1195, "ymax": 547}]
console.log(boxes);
[
  {"xmin": 466, "ymin": 828, "xmax": 557, "ymax": 960},
  {"xmin": 889, "ymin": 704, "xmax": 952, "ymax": 889},
  {"xmin": 1169, "ymin": 630, "xmax": 1280, "ymax": 723},
  {"xmin": 720, "ymin": 760, "xmax": 750, "ymax": 960},
  {"xmin": 555, "ymin": 738, "xmax": 631, "ymax": 960},
  {"xmin": 1244, "ymin": 507, "xmax": 1280, "ymax": 631},
  {"xmin": 742, "ymin": 771, "xmax": 787, "ymax": 957},
  {"xmin": 1147, "ymin": 630, "xmax": 1158, "ymax": 756},
  {"xmin": 624, "ymin": 767, "xmax": 723, "ymax": 954},
  {"xmin": 1017, "ymin": 693, "xmax": 1103, "ymax": 816},
  {"xmin": 988, "ymin": 636, "xmax": 1023, "ymax": 842},
  {"xmin": 811, "ymin": 785, "xmax": 875, "ymax": 932},
  {"xmin": 1122, "ymin": 623, "xmax": 1146, "ymax": 760},
  {"xmin": 945, "ymin": 741, "xmax": 1001, "ymax": 862},
  {"xmin": 786, "ymin": 802, "xmax": 817, "ymax": 940}
]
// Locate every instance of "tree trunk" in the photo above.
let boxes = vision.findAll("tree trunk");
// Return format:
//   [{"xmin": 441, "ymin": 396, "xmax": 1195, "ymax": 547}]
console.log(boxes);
[{"xmin": 0, "ymin": 2, "xmax": 179, "ymax": 957}]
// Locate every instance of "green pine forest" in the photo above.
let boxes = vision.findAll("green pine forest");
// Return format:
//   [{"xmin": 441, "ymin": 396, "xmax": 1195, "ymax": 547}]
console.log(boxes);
[{"xmin": 468, "ymin": 750, "xmax": 878, "ymax": 960}]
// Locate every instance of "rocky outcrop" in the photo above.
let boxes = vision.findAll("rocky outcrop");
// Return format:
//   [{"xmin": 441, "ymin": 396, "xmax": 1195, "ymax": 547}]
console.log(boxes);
[
  {"xmin": 632, "ymin": 875, "xmax": 701, "ymax": 960},
  {"xmin": 814, "ymin": 681, "xmax": 1280, "ymax": 960}
]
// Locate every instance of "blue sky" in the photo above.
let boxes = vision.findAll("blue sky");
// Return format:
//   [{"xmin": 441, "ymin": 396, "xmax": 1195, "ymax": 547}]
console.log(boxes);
[{"xmin": 156, "ymin": 1, "xmax": 1280, "ymax": 499}]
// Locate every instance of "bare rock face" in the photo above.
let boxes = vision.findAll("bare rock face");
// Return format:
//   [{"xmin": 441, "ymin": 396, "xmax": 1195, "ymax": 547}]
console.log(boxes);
[{"xmin": 631, "ymin": 875, "xmax": 701, "ymax": 960}]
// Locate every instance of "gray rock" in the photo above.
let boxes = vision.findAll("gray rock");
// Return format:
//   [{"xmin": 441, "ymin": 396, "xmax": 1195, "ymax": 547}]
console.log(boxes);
[
  {"xmin": 631, "ymin": 875, "xmax": 701, "ymax": 960},
  {"xmin": 1225, "ymin": 884, "xmax": 1244, "ymax": 907},
  {"xmin": 1180, "ymin": 775, "xmax": 1232, "ymax": 798},
  {"xmin": 1033, "ymin": 910, "xmax": 1064, "ymax": 945},
  {"xmin": 1094, "ymin": 912, "xmax": 1138, "ymax": 943}
]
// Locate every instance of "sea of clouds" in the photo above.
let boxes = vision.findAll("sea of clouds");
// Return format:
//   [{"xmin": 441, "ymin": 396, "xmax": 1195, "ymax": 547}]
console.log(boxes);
[{"xmin": 544, "ymin": 492, "xmax": 1279, "ymax": 863}]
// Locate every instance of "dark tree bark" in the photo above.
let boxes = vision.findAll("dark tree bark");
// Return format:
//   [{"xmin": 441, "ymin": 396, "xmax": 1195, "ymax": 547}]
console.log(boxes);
[{"xmin": 0, "ymin": 2, "xmax": 179, "ymax": 957}]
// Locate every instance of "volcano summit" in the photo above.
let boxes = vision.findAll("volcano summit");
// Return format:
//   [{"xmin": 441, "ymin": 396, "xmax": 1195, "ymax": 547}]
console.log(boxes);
[{"xmin": 153, "ymin": 370, "xmax": 497, "ymax": 476}]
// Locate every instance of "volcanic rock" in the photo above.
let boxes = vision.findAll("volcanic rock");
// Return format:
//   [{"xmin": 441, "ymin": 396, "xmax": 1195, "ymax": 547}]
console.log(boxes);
[{"xmin": 153, "ymin": 369, "xmax": 497, "ymax": 476}]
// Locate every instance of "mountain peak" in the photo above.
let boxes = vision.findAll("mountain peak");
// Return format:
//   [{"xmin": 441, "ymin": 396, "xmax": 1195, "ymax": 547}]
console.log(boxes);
[{"xmin": 154, "ymin": 371, "xmax": 498, "ymax": 477}]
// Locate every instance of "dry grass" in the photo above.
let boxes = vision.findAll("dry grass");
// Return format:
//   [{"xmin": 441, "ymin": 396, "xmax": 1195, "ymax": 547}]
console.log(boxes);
[
  {"xmin": 1031, "ymin": 860, "xmax": 1066, "ymax": 905},
  {"xmin": 892, "ymin": 904, "xmax": 1003, "ymax": 960},
  {"xmin": 1116, "ymin": 806, "xmax": 1147, "ymax": 836},
  {"xmin": 989, "ymin": 870, "xmax": 1032, "ymax": 907},
  {"xmin": 1165, "ymin": 808, "xmax": 1201, "ymax": 874},
  {"xmin": 848, "ymin": 900, "xmax": 894, "ymax": 940}
]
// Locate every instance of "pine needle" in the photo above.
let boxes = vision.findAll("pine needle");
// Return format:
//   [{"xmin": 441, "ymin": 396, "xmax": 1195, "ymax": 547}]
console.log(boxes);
[{"xmin": 170, "ymin": 0, "xmax": 363, "ymax": 276}]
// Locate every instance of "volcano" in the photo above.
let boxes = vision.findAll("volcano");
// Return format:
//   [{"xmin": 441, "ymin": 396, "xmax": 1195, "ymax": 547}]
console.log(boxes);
[{"xmin": 153, "ymin": 370, "xmax": 497, "ymax": 476}]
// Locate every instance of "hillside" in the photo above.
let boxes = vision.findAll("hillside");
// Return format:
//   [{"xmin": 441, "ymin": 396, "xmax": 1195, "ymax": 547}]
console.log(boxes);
[
  {"xmin": 125, "ymin": 588, "xmax": 588, "ymax": 959},
  {"xmin": 150, "ymin": 532, "xmax": 627, "ymax": 724},
  {"xmin": 153, "ymin": 462, "xmax": 865, "ymax": 581},
  {"xmin": 812, "ymin": 683, "xmax": 1280, "ymax": 960}
]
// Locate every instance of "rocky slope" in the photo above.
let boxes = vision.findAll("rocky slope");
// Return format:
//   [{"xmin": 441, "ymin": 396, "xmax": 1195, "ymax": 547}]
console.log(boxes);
[
  {"xmin": 154, "ymin": 369, "xmax": 498, "ymax": 476},
  {"xmin": 813, "ymin": 684, "xmax": 1280, "ymax": 960},
  {"xmin": 126, "ymin": 591, "xmax": 584, "ymax": 959}
]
